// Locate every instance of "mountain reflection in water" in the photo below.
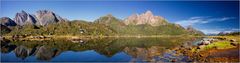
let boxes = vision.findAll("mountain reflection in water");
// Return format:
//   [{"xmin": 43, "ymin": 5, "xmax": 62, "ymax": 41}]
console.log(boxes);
[{"xmin": 1, "ymin": 37, "xmax": 199, "ymax": 62}]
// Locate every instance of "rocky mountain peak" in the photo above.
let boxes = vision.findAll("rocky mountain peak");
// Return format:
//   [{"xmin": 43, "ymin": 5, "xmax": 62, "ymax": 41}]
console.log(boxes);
[
  {"xmin": 14, "ymin": 11, "xmax": 29, "ymax": 26},
  {"xmin": 2, "ymin": 10, "xmax": 66, "ymax": 26},
  {"xmin": 20, "ymin": 10, "xmax": 27, "ymax": 14},
  {"xmin": 124, "ymin": 10, "xmax": 168, "ymax": 26},
  {"xmin": 144, "ymin": 10, "xmax": 153, "ymax": 16},
  {"xmin": 105, "ymin": 14, "xmax": 114, "ymax": 17},
  {"xmin": 36, "ymin": 10, "xmax": 54, "ymax": 16},
  {"xmin": 14, "ymin": 10, "xmax": 38, "ymax": 26},
  {"xmin": 35, "ymin": 10, "xmax": 61, "ymax": 26},
  {"xmin": 0, "ymin": 17, "xmax": 17, "ymax": 26}
]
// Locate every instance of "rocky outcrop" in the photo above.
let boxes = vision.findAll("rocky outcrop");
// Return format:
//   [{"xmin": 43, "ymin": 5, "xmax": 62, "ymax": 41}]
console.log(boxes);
[
  {"xmin": 124, "ymin": 10, "xmax": 168, "ymax": 26},
  {"xmin": 14, "ymin": 11, "xmax": 28, "ymax": 26},
  {"xmin": 26, "ymin": 14, "xmax": 37, "ymax": 24},
  {"xmin": 0, "ymin": 17, "xmax": 16, "ymax": 26},
  {"xmin": 14, "ymin": 11, "xmax": 37, "ymax": 26},
  {"xmin": 35, "ymin": 10, "xmax": 65, "ymax": 26},
  {"xmin": 4, "ymin": 10, "xmax": 65, "ymax": 26}
]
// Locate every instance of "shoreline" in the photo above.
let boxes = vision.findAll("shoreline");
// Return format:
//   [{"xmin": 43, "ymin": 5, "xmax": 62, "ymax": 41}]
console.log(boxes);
[{"xmin": 172, "ymin": 36, "xmax": 240, "ymax": 62}]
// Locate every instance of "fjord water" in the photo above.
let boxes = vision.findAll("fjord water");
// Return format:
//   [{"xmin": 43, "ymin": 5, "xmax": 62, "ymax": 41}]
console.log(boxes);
[{"xmin": 1, "ymin": 37, "xmax": 199, "ymax": 62}]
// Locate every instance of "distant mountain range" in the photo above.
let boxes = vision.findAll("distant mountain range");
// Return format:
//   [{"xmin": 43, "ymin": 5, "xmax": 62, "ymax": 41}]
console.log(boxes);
[{"xmin": 0, "ymin": 10, "xmax": 204, "ymax": 36}]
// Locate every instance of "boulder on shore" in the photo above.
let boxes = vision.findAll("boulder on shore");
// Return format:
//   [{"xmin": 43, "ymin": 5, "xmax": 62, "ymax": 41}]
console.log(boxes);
[{"xmin": 230, "ymin": 39, "xmax": 236, "ymax": 42}]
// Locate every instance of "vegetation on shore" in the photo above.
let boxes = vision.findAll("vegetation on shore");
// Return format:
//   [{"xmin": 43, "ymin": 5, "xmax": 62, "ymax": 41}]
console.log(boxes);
[
  {"xmin": 187, "ymin": 35, "xmax": 239, "ymax": 62},
  {"xmin": 1, "ymin": 20, "xmax": 204, "ymax": 37}
]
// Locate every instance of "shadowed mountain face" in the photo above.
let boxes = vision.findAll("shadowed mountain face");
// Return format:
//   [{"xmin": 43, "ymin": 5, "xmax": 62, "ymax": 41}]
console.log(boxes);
[
  {"xmin": 0, "ymin": 17, "xmax": 17, "ymax": 26},
  {"xmin": 0, "ymin": 24, "xmax": 11, "ymax": 35}
]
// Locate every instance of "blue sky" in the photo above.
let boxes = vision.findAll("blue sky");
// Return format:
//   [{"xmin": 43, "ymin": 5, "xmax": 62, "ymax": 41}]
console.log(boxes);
[{"xmin": 0, "ymin": 0, "xmax": 239, "ymax": 34}]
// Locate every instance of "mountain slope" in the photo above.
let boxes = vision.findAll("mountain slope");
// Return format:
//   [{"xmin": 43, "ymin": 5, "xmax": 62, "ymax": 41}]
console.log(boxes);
[
  {"xmin": 93, "ymin": 11, "xmax": 190, "ymax": 35},
  {"xmin": 186, "ymin": 25, "xmax": 205, "ymax": 35},
  {"xmin": 94, "ymin": 14, "xmax": 125, "ymax": 34}
]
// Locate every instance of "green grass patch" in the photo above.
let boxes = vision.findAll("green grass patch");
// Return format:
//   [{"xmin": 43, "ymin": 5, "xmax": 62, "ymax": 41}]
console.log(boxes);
[{"xmin": 203, "ymin": 41, "xmax": 235, "ymax": 50}]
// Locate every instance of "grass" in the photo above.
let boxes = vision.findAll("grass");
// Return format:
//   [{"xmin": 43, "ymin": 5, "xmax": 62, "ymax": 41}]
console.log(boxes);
[
  {"xmin": 203, "ymin": 41, "xmax": 235, "ymax": 50},
  {"xmin": 189, "ymin": 36, "xmax": 239, "ymax": 53},
  {"xmin": 209, "ymin": 36, "xmax": 240, "ymax": 43},
  {"xmin": 190, "ymin": 41, "xmax": 236, "ymax": 53}
]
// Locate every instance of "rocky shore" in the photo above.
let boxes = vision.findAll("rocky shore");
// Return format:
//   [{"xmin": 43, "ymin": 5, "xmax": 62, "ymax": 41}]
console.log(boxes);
[{"xmin": 169, "ymin": 36, "xmax": 239, "ymax": 62}]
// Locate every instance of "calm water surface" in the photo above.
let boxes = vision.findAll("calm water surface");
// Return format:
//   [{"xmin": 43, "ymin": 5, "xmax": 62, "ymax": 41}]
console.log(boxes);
[{"xmin": 1, "ymin": 37, "xmax": 200, "ymax": 62}]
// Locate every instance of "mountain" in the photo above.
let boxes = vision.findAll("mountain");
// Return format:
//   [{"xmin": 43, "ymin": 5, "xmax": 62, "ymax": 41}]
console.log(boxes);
[
  {"xmin": 186, "ymin": 25, "xmax": 205, "ymax": 35},
  {"xmin": 218, "ymin": 31, "xmax": 239, "ymax": 36},
  {"xmin": 0, "ymin": 17, "xmax": 17, "ymax": 26},
  {"xmin": 124, "ymin": 11, "xmax": 168, "ymax": 26},
  {"xmin": 1, "ymin": 10, "xmax": 204, "ymax": 36},
  {"xmin": 93, "ymin": 12, "xmax": 190, "ymax": 35},
  {"xmin": 9, "ymin": 10, "xmax": 66, "ymax": 26},
  {"xmin": 14, "ymin": 11, "xmax": 37, "ymax": 26},
  {"xmin": 94, "ymin": 14, "xmax": 125, "ymax": 33},
  {"xmin": 35, "ymin": 10, "xmax": 65, "ymax": 26},
  {"xmin": 94, "ymin": 14, "xmax": 124, "ymax": 26}
]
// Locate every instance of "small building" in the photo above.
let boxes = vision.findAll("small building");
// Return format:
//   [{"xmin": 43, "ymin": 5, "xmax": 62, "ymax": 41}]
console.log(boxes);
[{"xmin": 79, "ymin": 29, "xmax": 85, "ymax": 34}]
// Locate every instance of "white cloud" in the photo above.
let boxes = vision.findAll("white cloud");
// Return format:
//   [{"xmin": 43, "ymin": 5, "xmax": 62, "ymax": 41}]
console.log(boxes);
[
  {"xmin": 175, "ymin": 16, "xmax": 235, "ymax": 27},
  {"xmin": 219, "ymin": 17, "xmax": 235, "ymax": 21}
]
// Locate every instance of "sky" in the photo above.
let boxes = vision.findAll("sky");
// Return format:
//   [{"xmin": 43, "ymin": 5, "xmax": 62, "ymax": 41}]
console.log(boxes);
[{"xmin": 0, "ymin": 0, "xmax": 239, "ymax": 34}]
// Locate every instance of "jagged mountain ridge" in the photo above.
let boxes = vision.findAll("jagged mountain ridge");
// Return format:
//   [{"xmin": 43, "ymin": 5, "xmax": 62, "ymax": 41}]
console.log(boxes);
[
  {"xmin": 93, "ymin": 12, "xmax": 198, "ymax": 35},
  {"xmin": 124, "ymin": 10, "xmax": 168, "ymax": 26},
  {"xmin": 1, "ymin": 10, "xmax": 66, "ymax": 26},
  {"xmin": 0, "ymin": 10, "xmax": 204, "ymax": 35},
  {"xmin": 0, "ymin": 17, "xmax": 17, "ymax": 26}
]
